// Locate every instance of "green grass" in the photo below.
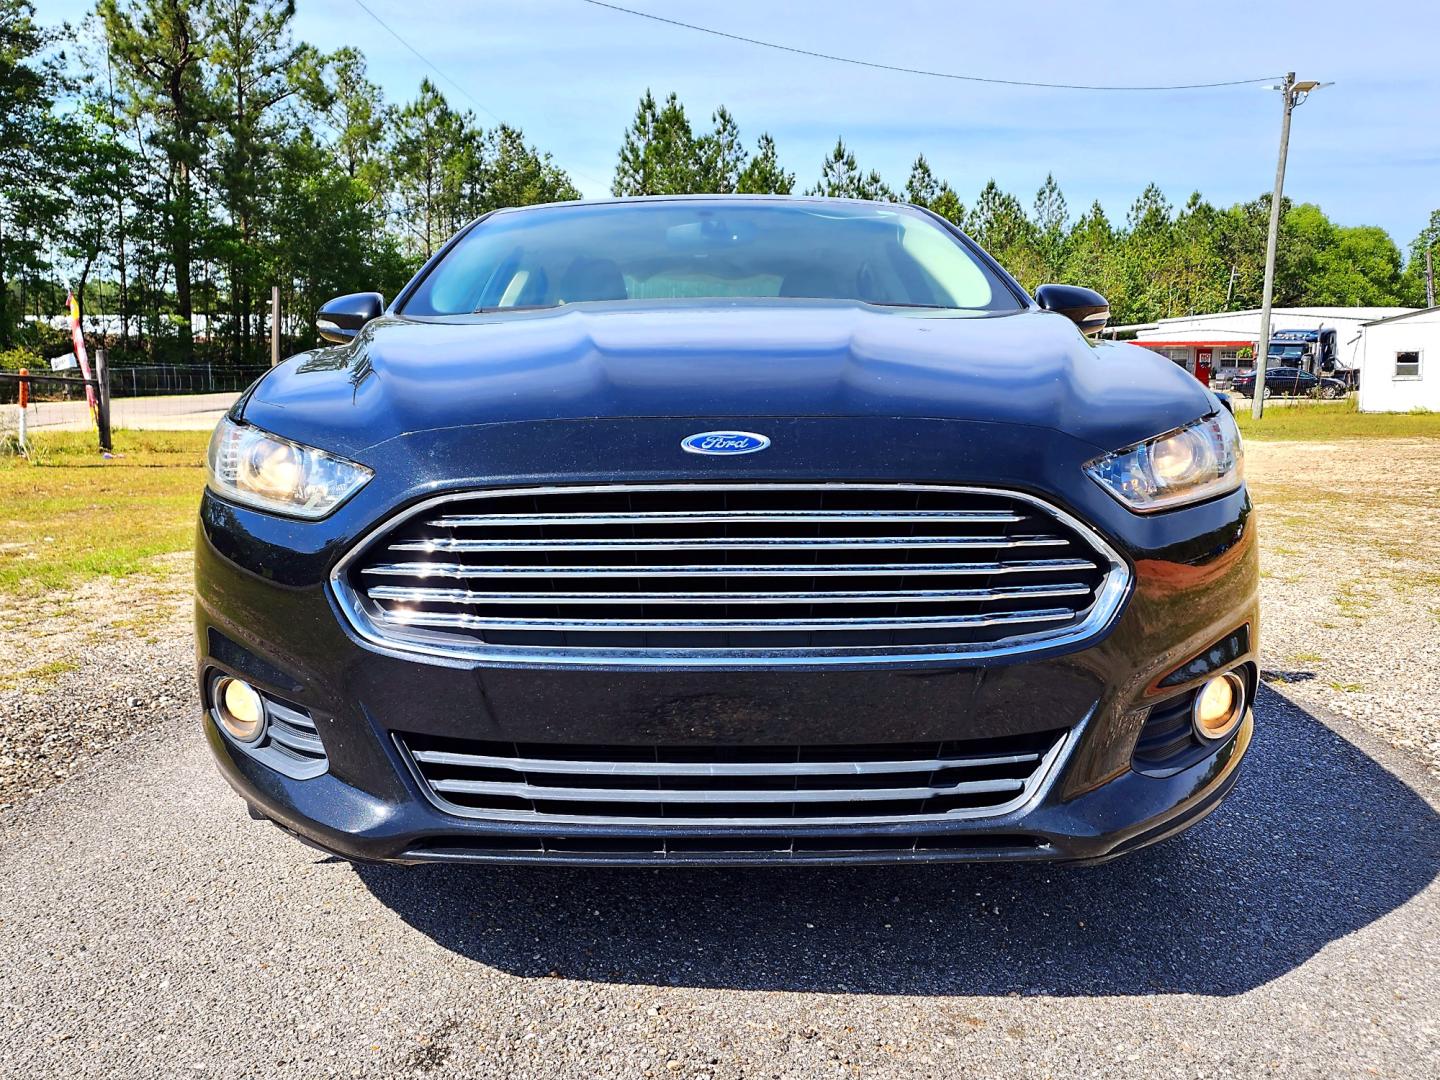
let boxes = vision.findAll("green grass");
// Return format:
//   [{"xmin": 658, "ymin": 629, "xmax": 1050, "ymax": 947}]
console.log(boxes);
[
  {"xmin": 1235, "ymin": 400, "xmax": 1440, "ymax": 441},
  {"xmin": 0, "ymin": 429, "xmax": 208, "ymax": 598},
  {"xmin": 0, "ymin": 658, "xmax": 78, "ymax": 691}
]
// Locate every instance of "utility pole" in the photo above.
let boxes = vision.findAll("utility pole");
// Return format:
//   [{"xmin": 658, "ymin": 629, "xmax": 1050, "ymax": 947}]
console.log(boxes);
[
  {"xmin": 1253, "ymin": 74, "xmax": 1330, "ymax": 419},
  {"xmin": 1427, "ymin": 245, "xmax": 1435, "ymax": 309},
  {"xmin": 270, "ymin": 286, "xmax": 281, "ymax": 367}
]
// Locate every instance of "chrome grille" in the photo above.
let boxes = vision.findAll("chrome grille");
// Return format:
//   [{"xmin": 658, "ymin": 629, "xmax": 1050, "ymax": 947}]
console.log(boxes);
[
  {"xmin": 398, "ymin": 729, "xmax": 1069, "ymax": 826},
  {"xmin": 333, "ymin": 484, "xmax": 1127, "ymax": 667}
]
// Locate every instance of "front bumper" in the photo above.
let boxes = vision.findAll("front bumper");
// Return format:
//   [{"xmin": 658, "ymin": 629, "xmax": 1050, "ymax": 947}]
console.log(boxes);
[
  {"xmin": 206, "ymin": 707, "xmax": 1250, "ymax": 865},
  {"xmin": 195, "ymin": 416, "xmax": 1258, "ymax": 865}
]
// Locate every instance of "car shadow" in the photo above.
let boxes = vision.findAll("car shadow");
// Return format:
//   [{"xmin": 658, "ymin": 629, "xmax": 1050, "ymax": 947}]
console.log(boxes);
[{"xmin": 354, "ymin": 686, "xmax": 1440, "ymax": 996}]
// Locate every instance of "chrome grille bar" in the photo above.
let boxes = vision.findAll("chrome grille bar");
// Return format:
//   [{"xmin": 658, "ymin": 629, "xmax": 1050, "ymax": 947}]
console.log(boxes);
[
  {"xmin": 428, "ymin": 509, "xmax": 1026, "ymax": 527},
  {"xmin": 389, "ymin": 535, "xmax": 1069, "ymax": 553},
  {"xmin": 359, "ymin": 558, "xmax": 1100, "ymax": 580},
  {"xmin": 428, "ymin": 777, "xmax": 1026, "ymax": 802},
  {"xmin": 365, "ymin": 583, "xmax": 1094, "ymax": 606},
  {"xmin": 410, "ymin": 747, "xmax": 1042, "ymax": 775},
  {"xmin": 375, "ymin": 608, "xmax": 1076, "ymax": 633}
]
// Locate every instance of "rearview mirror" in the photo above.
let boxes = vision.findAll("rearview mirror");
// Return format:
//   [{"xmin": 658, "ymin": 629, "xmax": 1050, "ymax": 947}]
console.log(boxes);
[
  {"xmin": 317, "ymin": 292, "xmax": 385, "ymax": 345},
  {"xmin": 1034, "ymin": 284, "xmax": 1109, "ymax": 338}
]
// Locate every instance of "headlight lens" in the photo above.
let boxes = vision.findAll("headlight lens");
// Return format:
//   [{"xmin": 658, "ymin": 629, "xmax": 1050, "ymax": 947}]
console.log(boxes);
[
  {"xmin": 206, "ymin": 418, "xmax": 372, "ymax": 519},
  {"xmin": 1084, "ymin": 412, "xmax": 1243, "ymax": 512}
]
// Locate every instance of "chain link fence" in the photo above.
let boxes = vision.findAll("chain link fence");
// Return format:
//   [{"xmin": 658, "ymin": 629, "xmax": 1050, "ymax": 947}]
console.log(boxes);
[{"xmin": 2, "ymin": 362, "xmax": 268, "ymax": 437}]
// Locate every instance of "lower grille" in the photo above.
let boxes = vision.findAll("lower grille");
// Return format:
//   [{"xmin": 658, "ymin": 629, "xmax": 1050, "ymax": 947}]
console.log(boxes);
[
  {"xmin": 333, "ymin": 483, "xmax": 1128, "ymax": 667},
  {"xmin": 398, "ymin": 729, "xmax": 1069, "ymax": 826}
]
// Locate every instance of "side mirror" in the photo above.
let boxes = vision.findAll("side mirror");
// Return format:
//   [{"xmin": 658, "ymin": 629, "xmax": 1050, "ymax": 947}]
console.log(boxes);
[
  {"xmin": 1034, "ymin": 284, "xmax": 1109, "ymax": 338},
  {"xmin": 317, "ymin": 292, "xmax": 384, "ymax": 345}
]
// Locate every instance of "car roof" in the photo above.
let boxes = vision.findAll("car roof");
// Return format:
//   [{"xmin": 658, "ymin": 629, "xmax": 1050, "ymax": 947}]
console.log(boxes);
[{"xmin": 486, "ymin": 194, "xmax": 919, "ymax": 219}]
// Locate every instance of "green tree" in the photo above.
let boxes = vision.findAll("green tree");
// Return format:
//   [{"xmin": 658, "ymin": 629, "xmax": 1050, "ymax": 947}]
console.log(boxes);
[
  {"xmin": 0, "ymin": 0, "xmax": 66, "ymax": 347},
  {"xmin": 1399, "ymin": 209, "xmax": 1439, "ymax": 306},
  {"xmin": 612, "ymin": 89, "xmax": 700, "ymax": 195},
  {"xmin": 391, "ymin": 78, "xmax": 467, "ymax": 257},
  {"xmin": 206, "ymin": 0, "xmax": 306, "ymax": 360},
  {"xmin": 736, "ymin": 132, "xmax": 793, "ymax": 195},
  {"xmin": 1062, "ymin": 199, "xmax": 1125, "ymax": 312},
  {"xmin": 58, "ymin": 108, "xmax": 137, "ymax": 327},
  {"xmin": 98, "ymin": 0, "xmax": 211, "ymax": 359},
  {"xmin": 1032, "ymin": 173, "xmax": 1068, "ymax": 282},
  {"xmin": 1121, "ymin": 182, "xmax": 1174, "ymax": 318},
  {"xmin": 479, "ymin": 124, "xmax": 581, "ymax": 210},
  {"xmin": 905, "ymin": 155, "xmax": 939, "ymax": 207},
  {"xmin": 969, "ymin": 180, "xmax": 1039, "ymax": 286},
  {"xmin": 694, "ymin": 105, "xmax": 745, "ymax": 193},
  {"xmin": 810, "ymin": 138, "xmax": 892, "ymax": 200}
]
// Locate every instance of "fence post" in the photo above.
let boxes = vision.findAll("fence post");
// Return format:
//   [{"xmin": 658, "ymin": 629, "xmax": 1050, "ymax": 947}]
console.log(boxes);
[{"xmin": 94, "ymin": 348, "xmax": 113, "ymax": 452}]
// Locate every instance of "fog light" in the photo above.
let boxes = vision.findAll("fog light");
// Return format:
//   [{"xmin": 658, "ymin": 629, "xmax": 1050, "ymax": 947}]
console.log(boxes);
[
  {"xmin": 215, "ymin": 676, "xmax": 266, "ymax": 743},
  {"xmin": 1192, "ymin": 672, "xmax": 1245, "ymax": 741}
]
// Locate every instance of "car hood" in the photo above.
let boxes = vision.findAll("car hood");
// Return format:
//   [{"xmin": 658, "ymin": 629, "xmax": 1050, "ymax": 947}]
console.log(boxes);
[{"xmin": 243, "ymin": 300, "xmax": 1217, "ymax": 457}]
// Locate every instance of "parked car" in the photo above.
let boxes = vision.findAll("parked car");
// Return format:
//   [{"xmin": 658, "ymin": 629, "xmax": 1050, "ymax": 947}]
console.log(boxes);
[
  {"xmin": 197, "ymin": 196, "xmax": 1255, "ymax": 866},
  {"xmin": 1231, "ymin": 366, "xmax": 1349, "ymax": 398}
]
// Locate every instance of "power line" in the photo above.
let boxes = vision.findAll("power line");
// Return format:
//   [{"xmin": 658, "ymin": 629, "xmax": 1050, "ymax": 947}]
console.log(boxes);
[
  {"xmin": 350, "ymin": 0, "xmax": 505, "ymax": 124},
  {"xmin": 349, "ymin": 0, "xmax": 609, "ymax": 189},
  {"xmin": 580, "ymin": 0, "xmax": 1282, "ymax": 92}
]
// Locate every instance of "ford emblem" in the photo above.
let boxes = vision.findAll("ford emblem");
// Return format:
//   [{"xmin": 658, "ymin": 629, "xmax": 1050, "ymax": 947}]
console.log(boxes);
[{"xmin": 681, "ymin": 430, "xmax": 771, "ymax": 456}]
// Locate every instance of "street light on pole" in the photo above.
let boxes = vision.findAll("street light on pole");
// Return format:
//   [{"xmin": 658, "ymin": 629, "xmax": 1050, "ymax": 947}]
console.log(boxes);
[{"xmin": 1252, "ymin": 74, "xmax": 1331, "ymax": 419}]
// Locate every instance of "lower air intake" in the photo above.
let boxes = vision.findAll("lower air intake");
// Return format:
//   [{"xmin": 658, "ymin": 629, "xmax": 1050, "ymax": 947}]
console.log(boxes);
[{"xmin": 397, "ymin": 728, "xmax": 1069, "ymax": 827}]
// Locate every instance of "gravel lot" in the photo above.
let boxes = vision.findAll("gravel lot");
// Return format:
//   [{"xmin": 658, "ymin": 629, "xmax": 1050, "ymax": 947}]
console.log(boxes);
[
  {"xmin": 1247, "ymin": 438, "xmax": 1440, "ymax": 774},
  {"xmin": 2, "ymin": 437, "xmax": 1439, "ymax": 1078}
]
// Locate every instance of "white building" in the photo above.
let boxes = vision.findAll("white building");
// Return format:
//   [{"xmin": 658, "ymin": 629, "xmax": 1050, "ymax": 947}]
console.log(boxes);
[
  {"xmin": 1357, "ymin": 307, "xmax": 1440, "ymax": 413},
  {"xmin": 1115, "ymin": 306, "xmax": 1416, "ymax": 382}
]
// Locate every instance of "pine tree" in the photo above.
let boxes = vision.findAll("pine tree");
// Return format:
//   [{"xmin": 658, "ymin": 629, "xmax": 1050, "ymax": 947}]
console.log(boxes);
[
  {"xmin": 1033, "ymin": 173, "xmax": 1068, "ymax": 281},
  {"xmin": 695, "ymin": 105, "xmax": 745, "ymax": 193},
  {"xmin": 98, "ymin": 0, "xmax": 211, "ymax": 359},
  {"xmin": 392, "ymin": 78, "xmax": 465, "ymax": 257},
  {"xmin": 207, "ymin": 0, "xmax": 305, "ymax": 360},
  {"xmin": 612, "ymin": 90, "xmax": 699, "ymax": 196},
  {"xmin": 736, "ymin": 133, "xmax": 793, "ymax": 194},
  {"xmin": 905, "ymin": 155, "xmax": 938, "ymax": 208},
  {"xmin": 0, "ymin": 0, "xmax": 66, "ymax": 347},
  {"xmin": 929, "ymin": 185, "xmax": 964, "ymax": 226},
  {"xmin": 810, "ymin": 139, "xmax": 892, "ymax": 200}
]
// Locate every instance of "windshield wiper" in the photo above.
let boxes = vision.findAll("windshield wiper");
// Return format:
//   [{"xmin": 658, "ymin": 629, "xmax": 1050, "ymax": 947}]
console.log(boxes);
[{"xmin": 870, "ymin": 302, "xmax": 960, "ymax": 310}]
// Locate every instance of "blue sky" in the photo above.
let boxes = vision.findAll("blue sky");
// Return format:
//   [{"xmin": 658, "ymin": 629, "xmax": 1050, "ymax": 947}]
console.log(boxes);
[{"xmin": 44, "ymin": 0, "xmax": 1440, "ymax": 252}]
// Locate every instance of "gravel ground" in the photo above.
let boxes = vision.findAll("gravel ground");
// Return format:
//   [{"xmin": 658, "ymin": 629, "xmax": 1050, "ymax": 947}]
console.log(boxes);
[
  {"xmin": 2, "ymin": 437, "xmax": 1439, "ymax": 1077},
  {"xmin": 1, "ymin": 688, "xmax": 1437, "ymax": 1078},
  {"xmin": 0, "ymin": 556, "xmax": 193, "ymax": 811},
  {"xmin": 1248, "ymin": 438, "xmax": 1440, "ymax": 774}
]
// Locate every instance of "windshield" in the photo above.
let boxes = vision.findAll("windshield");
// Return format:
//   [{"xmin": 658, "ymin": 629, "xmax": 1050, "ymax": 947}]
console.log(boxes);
[
  {"xmin": 401, "ymin": 200, "xmax": 1021, "ymax": 316},
  {"xmin": 1267, "ymin": 344, "xmax": 1308, "ymax": 361}
]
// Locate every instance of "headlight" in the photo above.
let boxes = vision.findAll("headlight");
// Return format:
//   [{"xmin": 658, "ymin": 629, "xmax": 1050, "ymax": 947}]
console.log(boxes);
[
  {"xmin": 1084, "ymin": 412, "xmax": 1243, "ymax": 512},
  {"xmin": 206, "ymin": 418, "xmax": 372, "ymax": 519}
]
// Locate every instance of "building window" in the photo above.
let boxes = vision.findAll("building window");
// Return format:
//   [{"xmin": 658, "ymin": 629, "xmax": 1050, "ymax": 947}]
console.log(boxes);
[
  {"xmin": 1160, "ymin": 347, "xmax": 1189, "ymax": 364},
  {"xmin": 1395, "ymin": 351, "xmax": 1421, "ymax": 379},
  {"xmin": 1217, "ymin": 349, "xmax": 1242, "ymax": 365}
]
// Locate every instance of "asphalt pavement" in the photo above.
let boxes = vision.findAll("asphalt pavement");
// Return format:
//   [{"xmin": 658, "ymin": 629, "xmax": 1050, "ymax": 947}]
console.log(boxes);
[
  {"xmin": 2, "ymin": 686, "xmax": 1437, "ymax": 1079},
  {"xmin": 20, "ymin": 391, "xmax": 239, "ymax": 431}
]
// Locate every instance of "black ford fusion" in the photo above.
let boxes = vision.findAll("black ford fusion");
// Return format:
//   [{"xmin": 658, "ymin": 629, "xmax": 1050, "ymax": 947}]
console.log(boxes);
[{"xmin": 196, "ymin": 196, "xmax": 1256, "ymax": 866}]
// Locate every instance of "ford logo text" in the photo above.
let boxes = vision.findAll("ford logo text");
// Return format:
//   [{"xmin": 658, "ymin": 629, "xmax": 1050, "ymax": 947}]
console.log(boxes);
[{"xmin": 680, "ymin": 431, "xmax": 771, "ymax": 456}]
